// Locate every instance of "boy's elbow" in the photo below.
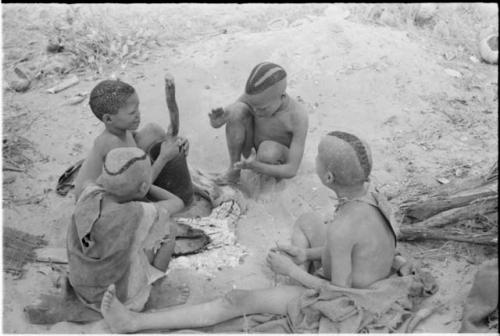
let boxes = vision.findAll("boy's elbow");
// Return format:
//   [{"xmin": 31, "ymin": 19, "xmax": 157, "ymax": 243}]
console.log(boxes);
[
  {"xmin": 282, "ymin": 164, "xmax": 299, "ymax": 179},
  {"xmin": 172, "ymin": 197, "xmax": 185, "ymax": 214}
]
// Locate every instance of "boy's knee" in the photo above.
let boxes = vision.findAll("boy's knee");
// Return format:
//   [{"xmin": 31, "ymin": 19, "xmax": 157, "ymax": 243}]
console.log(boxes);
[
  {"xmin": 295, "ymin": 212, "xmax": 322, "ymax": 231},
  {"xmin": 257, "ymin": 141, "xmax": 286, "ymax": 164},
  {"xmin": 135, "ymin": 123, "xmax": 167, "ymax": 151}
]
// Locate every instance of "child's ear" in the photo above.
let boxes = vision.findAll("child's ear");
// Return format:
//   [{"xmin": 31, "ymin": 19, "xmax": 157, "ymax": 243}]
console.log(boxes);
[
  {"xmin": 325, "ymin": 171, "xmax": 334, "ymax": 185},
  {"xmin": 139, "ymin": 181, "xmax": 149, "ymax": 195},
  {"xmin": 102, "ymin": 114, "xmax": 113, "ymax": 124}
]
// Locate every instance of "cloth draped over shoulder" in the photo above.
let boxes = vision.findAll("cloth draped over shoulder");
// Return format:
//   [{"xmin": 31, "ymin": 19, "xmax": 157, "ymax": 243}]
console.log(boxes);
[{"xmin": 67, "ymin": 184, "xmax": 167, "ymax": 312}]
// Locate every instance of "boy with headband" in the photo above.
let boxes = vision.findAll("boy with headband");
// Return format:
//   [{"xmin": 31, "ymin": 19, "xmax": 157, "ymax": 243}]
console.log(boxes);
[
  {"xmin": 209, "ymin": 62, "xmax": 309, "ymax": 185},
  {"xmin": 67, "ymin": 147, "xmax": 184, "ymax": 314}
]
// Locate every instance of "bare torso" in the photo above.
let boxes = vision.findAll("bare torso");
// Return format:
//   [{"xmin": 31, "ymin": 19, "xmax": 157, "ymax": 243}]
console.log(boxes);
[
  {"xmin": 321, "ymin": 202, "xmax": 396, "ymax": 288},
  {"xmin": 74, "ymin": 130, "xmax": 137, "ymax": 200},
  {"xmin": 251, "ymin": 98, "xmax": 305, "ymax": 149}
]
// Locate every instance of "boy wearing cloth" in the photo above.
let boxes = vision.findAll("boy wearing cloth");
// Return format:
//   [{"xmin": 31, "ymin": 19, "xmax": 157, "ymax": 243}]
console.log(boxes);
[
  {"xmin": 73, "ymin": 79, "xmax": 188, "ymax": 210},
  {"xmin": 97, "ymin": 132, "xmax": 410, "ymax": 334},
  {"xmin": 67, "ymin": 147, "xmax": 183, "ymax": 313},
  {"xmin": 209, "ymin": 62, "xmax": 309, "ymax": 185}
]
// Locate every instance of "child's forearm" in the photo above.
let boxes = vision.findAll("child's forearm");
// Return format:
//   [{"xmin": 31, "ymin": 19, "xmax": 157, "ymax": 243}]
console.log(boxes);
[
  {"xmin": 251, "ymin": 161, "xmax": 296, "ymax": 179},
  {"xmin": 288, "ymin": 265, "xmax": 330, "ymax": 290},
  {"xmin": 305, "ymin": 247, "xmax": 324, "ymax": 261},
  {"xmin": 148, "ymin": 185, "xmax": 184, "ymax": 214},
  {"xmin": 151, "ymin": 156, "xmax": 170, "ymax": 181}
]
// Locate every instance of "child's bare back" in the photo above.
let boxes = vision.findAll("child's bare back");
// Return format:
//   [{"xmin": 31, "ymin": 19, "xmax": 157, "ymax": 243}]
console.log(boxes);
[{"xmin": 322, "ymin": 199, "xmax": 396, "ymax": 289}]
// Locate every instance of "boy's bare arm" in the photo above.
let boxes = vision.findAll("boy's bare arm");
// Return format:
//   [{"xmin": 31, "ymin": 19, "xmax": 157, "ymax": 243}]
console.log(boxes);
[
  {"xmin": 149, "ymin": 137, "xmax": 187, "ymax": 182},
  {"xmin": 209, "ymin": 99, "xmax": 249, "ymax": 129},
  {"xmin": 249, "ymin": 110, "xmax": 308, "ymax": 178},
  {"xmin": 305, "ymin": 247, "xmax": 324, "ymax": 261},
  {"xmin": 148, "ymin": 185, "xmax": 184, "ymax": 214},
  {"xmin": 73, "ymin": 140, "xmax": 108, "ymax": 200}
]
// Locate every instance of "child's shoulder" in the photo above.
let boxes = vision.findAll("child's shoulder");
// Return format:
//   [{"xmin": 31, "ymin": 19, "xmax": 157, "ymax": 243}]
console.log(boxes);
[{"xmin": 93, "ymin": 130, "xmax": 132, "ymax": 153}]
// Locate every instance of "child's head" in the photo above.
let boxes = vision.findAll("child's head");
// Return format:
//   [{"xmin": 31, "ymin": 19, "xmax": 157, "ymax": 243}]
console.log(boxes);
[
  {"xmin": 97, "ymin": 147, "xmax": 152, "ymax": 200},
  {"xmin": 241, "ymin": 62, "xmax": 287, "ymax": 117},
  {"xmin": 316, "ymin": 131, "xmax": 372, "ymax": 189},
  {"xmin": 89, "ymin": 79, "xmax": 141, "ymax": 131}
]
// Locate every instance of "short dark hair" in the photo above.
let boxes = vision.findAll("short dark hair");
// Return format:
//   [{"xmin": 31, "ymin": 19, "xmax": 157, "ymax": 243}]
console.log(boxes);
[
  {"xmin": 327, "ymin": 131, "xmax": 372, "ymax": 181},
  {"xmin": 88, "ymin": 80, "xmax": 136, "ymax": 121}
]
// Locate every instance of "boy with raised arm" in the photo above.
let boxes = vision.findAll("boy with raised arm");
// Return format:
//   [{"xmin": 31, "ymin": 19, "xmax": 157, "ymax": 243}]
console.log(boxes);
[
  {"xmin": 98, "ymin": 132, "xmax": 416, "ymax": 334},
  {"xmin": 209, "ymin": 62, "xmax": 309, "ymax": 185},
  {"xmin": 73, "ymin": 78, "xmax": 188, "ymax": 210}
]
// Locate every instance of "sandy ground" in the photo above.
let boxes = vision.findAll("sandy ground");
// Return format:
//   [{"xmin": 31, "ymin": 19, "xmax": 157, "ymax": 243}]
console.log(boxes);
[{"xmin": 2, "ymin": 3, "xmax": 498, "ymax": 333}]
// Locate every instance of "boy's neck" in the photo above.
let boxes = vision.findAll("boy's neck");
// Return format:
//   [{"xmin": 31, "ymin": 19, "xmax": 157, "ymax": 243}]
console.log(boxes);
[
  {"xmin": 105, "ymin": 124, "xmax": 128, "ymax": 138},
  {"xmin": 334, "ymin": 183, "xmax": 368, "ymax": 202}
]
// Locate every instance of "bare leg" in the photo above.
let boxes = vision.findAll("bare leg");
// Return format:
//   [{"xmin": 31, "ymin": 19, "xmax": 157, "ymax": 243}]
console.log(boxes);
[
  {"xmin": 101, "ymin": 284, "xmax": 306, "ymax": 333},
  {"xmin": 291, "ymin": 212, "xmax": 326, "ymax": 272},
  {"xmin": 215, "ymin": 105, "xmax": 254, "ymax": 185}
]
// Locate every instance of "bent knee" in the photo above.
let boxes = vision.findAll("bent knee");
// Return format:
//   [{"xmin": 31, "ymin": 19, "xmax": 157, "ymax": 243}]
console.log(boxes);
[
  {"xmin": 295, "ymin": 212, "xmax": 323, "ymax": 230},
  {"xmin": 257, "ymin": 141, "xmax": 287, "ymax": 164},
  {"xmin": 135, "ymin": 123, "xmax": 167, "ymax": 150}
]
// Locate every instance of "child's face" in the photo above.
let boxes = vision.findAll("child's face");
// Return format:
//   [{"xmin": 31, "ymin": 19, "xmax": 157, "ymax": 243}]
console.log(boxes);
[
  {"xmin": 108, "ymin": 92, "xmax": 141, "ymax": 130},
  {"xmin": 248, "ymin": 94, "xmax": 283, "ymax": 118}
]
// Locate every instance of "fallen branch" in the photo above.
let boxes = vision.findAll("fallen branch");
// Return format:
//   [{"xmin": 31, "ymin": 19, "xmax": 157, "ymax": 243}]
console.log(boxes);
[
  {"xmin": 402, "ymin": 195, "xmax": 497, "ymax": 229},
  {"xmin": 398, "ymin": 226, "xmax": 497, "ymax": 246}
]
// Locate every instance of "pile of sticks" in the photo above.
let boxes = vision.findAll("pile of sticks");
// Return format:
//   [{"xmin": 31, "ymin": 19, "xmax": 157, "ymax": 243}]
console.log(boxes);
[{"xmin": 397, "ymin": 162, "xmax": 497, "ymax": 246}]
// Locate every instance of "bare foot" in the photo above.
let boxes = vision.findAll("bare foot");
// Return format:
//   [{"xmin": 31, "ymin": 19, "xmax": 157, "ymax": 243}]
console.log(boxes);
[
  {"xmin": 101, "ymin": 284, "xmax": 138, "ymax": 333},
  {"xmin": 208, "ymin": 107, "xmax": 228, "ymax": 128},
  {"xmin": 213, "ymin": 169, "xmax": 240, "ymax": 186}
]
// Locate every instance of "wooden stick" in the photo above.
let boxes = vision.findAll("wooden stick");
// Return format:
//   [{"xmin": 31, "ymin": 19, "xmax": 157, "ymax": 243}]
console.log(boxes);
[
  {"xmin": 164, "ymin": 73, "xmax": 179, "ymax": 136},
  {"xmin": 398, "ymin": 226, "xmax": 497, "ymax": 246}
]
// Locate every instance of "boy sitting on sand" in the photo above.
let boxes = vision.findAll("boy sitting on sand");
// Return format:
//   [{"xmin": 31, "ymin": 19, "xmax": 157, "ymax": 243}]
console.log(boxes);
[
  {"xmin": 267, "ymin": 130, "xmax": 399, "ymax": 288},
  {"xmin": 209, "ymin": 62, "xmax": 309, "ymax": 185},
  {"xmin": 97, "ymin": 132, "xmax": 422, "ymax": 334},
  {"xmin": 73, "ymin": 78, "xmax": 188, "ymax": 210},
  {"xmin": 67, "ymin": 147, "xmax": 185, "ymax": 313}
]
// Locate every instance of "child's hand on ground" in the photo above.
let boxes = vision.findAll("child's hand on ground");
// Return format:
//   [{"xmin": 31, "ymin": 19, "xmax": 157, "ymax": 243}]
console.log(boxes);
[
  {"xmin": 233, "ymin": 148, "xmax": 256, "ymax": 170},
  {"xmin": 266, "ymin": 250, "xmax": 296, "ymax": 276},
  {"xmin": 273, "ymin": 244, "xmax": 307, "ymax": 265},
  {"xmin": 208, "ymin": 107, "xmax": 227, "ymax": 128}
]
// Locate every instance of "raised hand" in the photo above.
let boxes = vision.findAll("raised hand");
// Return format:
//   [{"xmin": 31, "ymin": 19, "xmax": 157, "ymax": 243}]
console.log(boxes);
[{"xmin": 208, "ymin": 107, "xmax": 227, "ymax": 129}]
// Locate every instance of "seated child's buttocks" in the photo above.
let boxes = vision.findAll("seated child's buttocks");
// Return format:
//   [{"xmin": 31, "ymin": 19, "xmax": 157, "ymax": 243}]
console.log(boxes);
[{"xmin": 68, "ymin": 147, "xmax": 175, "ymax": 312}]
